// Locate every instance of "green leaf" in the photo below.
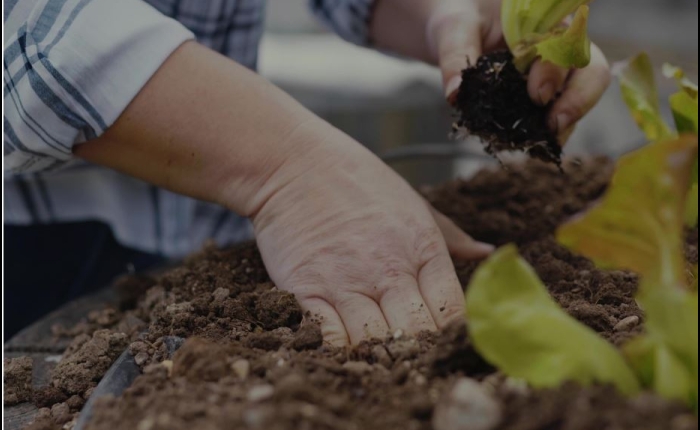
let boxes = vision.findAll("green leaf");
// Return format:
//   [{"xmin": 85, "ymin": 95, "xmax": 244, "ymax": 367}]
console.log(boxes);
[
  {"xmin": 624, "ymin": 335, "xmax": 696, "ymax": 408},
  {"xmin": 502, "ymin": 0, "xmax": 592, "ymax": 48},
  {"xmin": 670, "ymin": 91, "xmax": 699, "ymax": 135},
  {"xmin": 465, "ymin": 245, "xmax": 641, "ymax": 395},
  {"xmin": 663, "ymin": 63, "xmax": 699, "ymax": 100},
  {"xmin": 627, "ymin": 281, "xmax": 699, "ymax": 410},
  {"xmin": 532, "ymin": 6, "xmax": 592, "ymax": 70},
  {"xmin": 617, "ymin": 53, "xmax": 676, "ymax": 141},
  {"xmin": 502, "ymin": 0, "xmax": 593, "ymax": 72},
  {"xmin": 557, "ymin": 136, "xmax": 698, "ymax": 287}
]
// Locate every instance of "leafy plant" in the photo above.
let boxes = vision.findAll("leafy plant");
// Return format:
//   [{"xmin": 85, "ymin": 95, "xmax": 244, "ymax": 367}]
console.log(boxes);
[
  {"xmin": 502, "ymin": 0, "xmax": 593, "ymax": 72},
  {"xmin": 617, "ymin": 53, "xmax": 699, "ymax": 226},
  {"xmin": 465, "ymin": 245, "xmax": 641, "ymax": 395},
  {"xmin": 558, "ymin": 136, "xmax": 698, "ymax": 411},
  {"xmin": 465, "ymin": 136, "xmax": 699, "ymax": 411}
]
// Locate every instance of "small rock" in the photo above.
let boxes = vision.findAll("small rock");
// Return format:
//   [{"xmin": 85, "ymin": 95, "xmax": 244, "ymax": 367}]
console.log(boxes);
[
  {"xmin": 614, "ymin": 316, "xmax": 640, "ymax": 332},
  {"xmin": 231, "ymin": 359, "xmax": 251, "ymax": 380},
  {"xmin": 247, "ymin": 385, "xmax": 275, "ymax": 403},
  {"xmin": 161, "ymin": 360, "xmax": 174, "ymax": 377},
  {"xmin": 393, "ymin": 329, "xmax": 404, "ymax": 340},
  {"xmin": 433, "ymin": 378, "xmax": 502, "ymax": 430}
]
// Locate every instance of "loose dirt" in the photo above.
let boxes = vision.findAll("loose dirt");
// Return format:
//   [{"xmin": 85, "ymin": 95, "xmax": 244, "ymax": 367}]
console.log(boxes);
[{"xmin": 11, "ymin": 158, "xmax": 698, "ymax": 430}]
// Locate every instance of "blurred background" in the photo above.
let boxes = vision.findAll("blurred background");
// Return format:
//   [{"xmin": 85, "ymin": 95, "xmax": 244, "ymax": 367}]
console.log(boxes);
[{"xmin": 260, "ymin": 0, "xmax": 699, "ymax": 186}]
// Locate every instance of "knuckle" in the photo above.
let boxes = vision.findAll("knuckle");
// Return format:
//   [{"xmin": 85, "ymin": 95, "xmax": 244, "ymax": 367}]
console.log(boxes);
[{"xmin": 414, "ymin": 226, "xmax": 445, "ymax": 263}]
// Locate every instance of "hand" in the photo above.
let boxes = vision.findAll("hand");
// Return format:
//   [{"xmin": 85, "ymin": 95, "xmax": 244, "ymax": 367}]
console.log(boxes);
[
  {"xmin": 252, "ymin": 121, "xmax": 493, "ymax": 346},
  {"xmin": 426, "ymin": 0, "xmax": 611, "ymax": 144}
]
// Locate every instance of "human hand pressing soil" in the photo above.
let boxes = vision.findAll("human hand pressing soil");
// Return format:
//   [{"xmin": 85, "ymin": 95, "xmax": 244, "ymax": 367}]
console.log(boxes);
[
  {"xmin": 77, "ymin": 42, "xmax": 492, "ymax": 347},
  {"xmin": 372, "ymin": 0, "xmax": 611, "ymax": 144},
  {"xmin": 251, "ymin": 121, "xmax": 494, "ymax": 346}
]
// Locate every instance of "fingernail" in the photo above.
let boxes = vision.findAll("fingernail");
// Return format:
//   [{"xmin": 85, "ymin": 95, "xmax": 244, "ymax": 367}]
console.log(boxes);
[
  {"xmin": 445, "ymin": 76, "xmax": 462, "ymax": 102},
  {"xmin": 555, "ymin": 113, "xmax": 572, "ymax": 133},
  {"xmin": 473, "ymin": 241, "xmax": 496, "ymax": 255},
  {"xmin": 538, "ymin": 82, "xmax": 555, "ymax": 106}
]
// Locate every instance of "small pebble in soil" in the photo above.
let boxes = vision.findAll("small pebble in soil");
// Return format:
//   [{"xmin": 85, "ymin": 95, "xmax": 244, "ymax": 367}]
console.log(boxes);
[
  {"xmin": 247, "ymin": 385, "xmax": 275, "ymax": 403},
  {"xmin": 614, "ymin": 316, "xmax": 641, "ymax": 332},
  {"xmin": 433, "ymin": 378, "xmax": 502, "ymax": 430},
  {"xmin": 231, "ymin": 359, "xmax": 251, "ymax": 380}
]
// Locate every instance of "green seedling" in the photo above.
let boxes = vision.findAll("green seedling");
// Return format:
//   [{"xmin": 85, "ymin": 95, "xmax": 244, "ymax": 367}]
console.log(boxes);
[
  {"xmin": 502, "ymin": 0, "xmax": 593, "ymax": 72},
  {"xmin": 617, "ymin": 53, "xmax": 699, "ymax": 226},
  {"xmin": 465, "ymin": 136, "xmax": 699, "ymax": 412}
]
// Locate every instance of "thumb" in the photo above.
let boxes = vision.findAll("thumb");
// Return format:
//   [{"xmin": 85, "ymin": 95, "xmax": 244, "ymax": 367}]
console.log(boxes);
[{"xmin": 426, "ymin": 1, "xmax": 483, "ymax": 102}]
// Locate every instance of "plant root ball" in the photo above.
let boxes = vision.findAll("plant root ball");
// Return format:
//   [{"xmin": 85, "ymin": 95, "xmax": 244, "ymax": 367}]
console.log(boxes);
[{"xmin": 453, "ymin": 50, "xmax": 562, "ymax": 166}]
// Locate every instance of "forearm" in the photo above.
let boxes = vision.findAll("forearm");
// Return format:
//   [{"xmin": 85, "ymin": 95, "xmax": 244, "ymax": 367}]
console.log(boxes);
[
  {"xmin": 370, "ymin": 0, "xmax": 441, "ymax": 63},
  {"xmin": 75, "ymin": 41, "xmax": 333, "ymax": 217}
]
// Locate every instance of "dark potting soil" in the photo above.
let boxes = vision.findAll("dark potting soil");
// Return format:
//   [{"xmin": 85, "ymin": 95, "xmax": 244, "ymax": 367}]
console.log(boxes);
[
  {"xmin": 12, "ymin": 158, "xmax": 699, "ymax": 430},
  {"xmin": 453, "ymin": 51, "xmax": 561, "ymax": 165}
]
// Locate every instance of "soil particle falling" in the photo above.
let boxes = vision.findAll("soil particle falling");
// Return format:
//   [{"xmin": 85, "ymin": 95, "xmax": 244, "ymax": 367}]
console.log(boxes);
[{"xmin": 453, "ymin": 51, "xmax": 561, "ymax": 165}]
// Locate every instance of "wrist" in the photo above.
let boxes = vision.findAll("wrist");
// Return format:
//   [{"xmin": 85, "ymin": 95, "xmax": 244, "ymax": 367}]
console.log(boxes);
[{"xmin": 217, "ymin": 118, "xmax": 353, "ymax": 219}]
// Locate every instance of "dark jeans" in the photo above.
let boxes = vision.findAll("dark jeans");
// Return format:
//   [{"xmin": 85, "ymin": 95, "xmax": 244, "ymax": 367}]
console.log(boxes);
[{"xmin": 4, "ymin": 221, "xmax": 164, "ymax": 339}]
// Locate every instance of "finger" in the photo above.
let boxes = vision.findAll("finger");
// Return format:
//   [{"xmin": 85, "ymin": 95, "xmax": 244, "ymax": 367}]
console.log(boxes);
[
  {"xmin": 426, "ymin": 2, "xmax": 482, "ymax": 100},
  {"xmin": 379, "ymin": 277, "xmax": 438, "ymax": 335},
  {"xmin": 548, "ymin": 44, "xmax": 611, "ymax": 137},
  {"xmin": 528, "ymin": 59, "xmax": 570, "ymax": 106},
  {"xmin": 418, "ymin": 253, "xmax": 467, "ymax": 329},
  {"xmin": 334, "ymin": 293, "xmax": 390, "ymax": 344},
  {"xmin": 300, "ymin": 297, "xmax": 349, "ymax": 347},
  {"xmin": 429, "ymin": 205, "xmax": 494, "ymax": 260},
  {"xmin": 558, "ymin": 124, "xmax": 577, "ymax": 146}
]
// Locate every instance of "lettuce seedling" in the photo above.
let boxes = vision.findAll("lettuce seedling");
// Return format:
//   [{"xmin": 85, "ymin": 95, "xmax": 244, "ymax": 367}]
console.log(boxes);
[
  {"xmin": 465, "ymin": 136, "xmax": 698, "ymax": 411},
  {"xmin": 465, "ymin": 245, "xmax": 641, "ymax": 395},
  {"xmin": 558, "ymin": 135, "xmax": 699, "ymax": 410},
  {"xmin": 617, "ymin": 53, "xmax": 699, "ymax": 226},
  {"xmin": 502, "ymin": 0, "xmax": 593, "ymax": 72}
]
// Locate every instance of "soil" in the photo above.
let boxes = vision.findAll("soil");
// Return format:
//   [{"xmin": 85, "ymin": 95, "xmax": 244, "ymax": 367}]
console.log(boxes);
[
  {"xmin": 10, "ymin": 157, "xmax": 699, "ymax": 430},
  {"xmin": 453, "ymin": 51, "xmax": 561, "ymax": 165},
  {"xmin": 4, "ymin": 357, "xmax": 33, "ymax": 406}
]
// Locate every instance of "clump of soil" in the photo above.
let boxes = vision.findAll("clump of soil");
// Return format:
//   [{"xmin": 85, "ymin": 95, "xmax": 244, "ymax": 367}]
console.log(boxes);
[
  {"xmin": 50, "ymin": 329, "xmax": 128, "ymax": 395},
  {"xmin": 453, "ymin": 51, "xmax": 561, "ymax": 165},
  {"xmin": 4, "ymin": 357, "xmax": 33, "ymax": 405},
  {"xmin": 19, "ymin": 158, "xmax": 699, "ymax": 430}
]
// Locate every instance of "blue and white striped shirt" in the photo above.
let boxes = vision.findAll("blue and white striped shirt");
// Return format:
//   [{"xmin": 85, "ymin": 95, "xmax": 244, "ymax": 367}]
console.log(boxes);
[{"xmin": 4, "ymin": 0, "xmax": 376, "ymax": 257}]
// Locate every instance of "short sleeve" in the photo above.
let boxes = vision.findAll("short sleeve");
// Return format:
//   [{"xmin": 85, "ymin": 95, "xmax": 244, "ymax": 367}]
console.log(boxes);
[{"xmin": 4, "ymin": 0, "xmax": 195, "ymax": 174}]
